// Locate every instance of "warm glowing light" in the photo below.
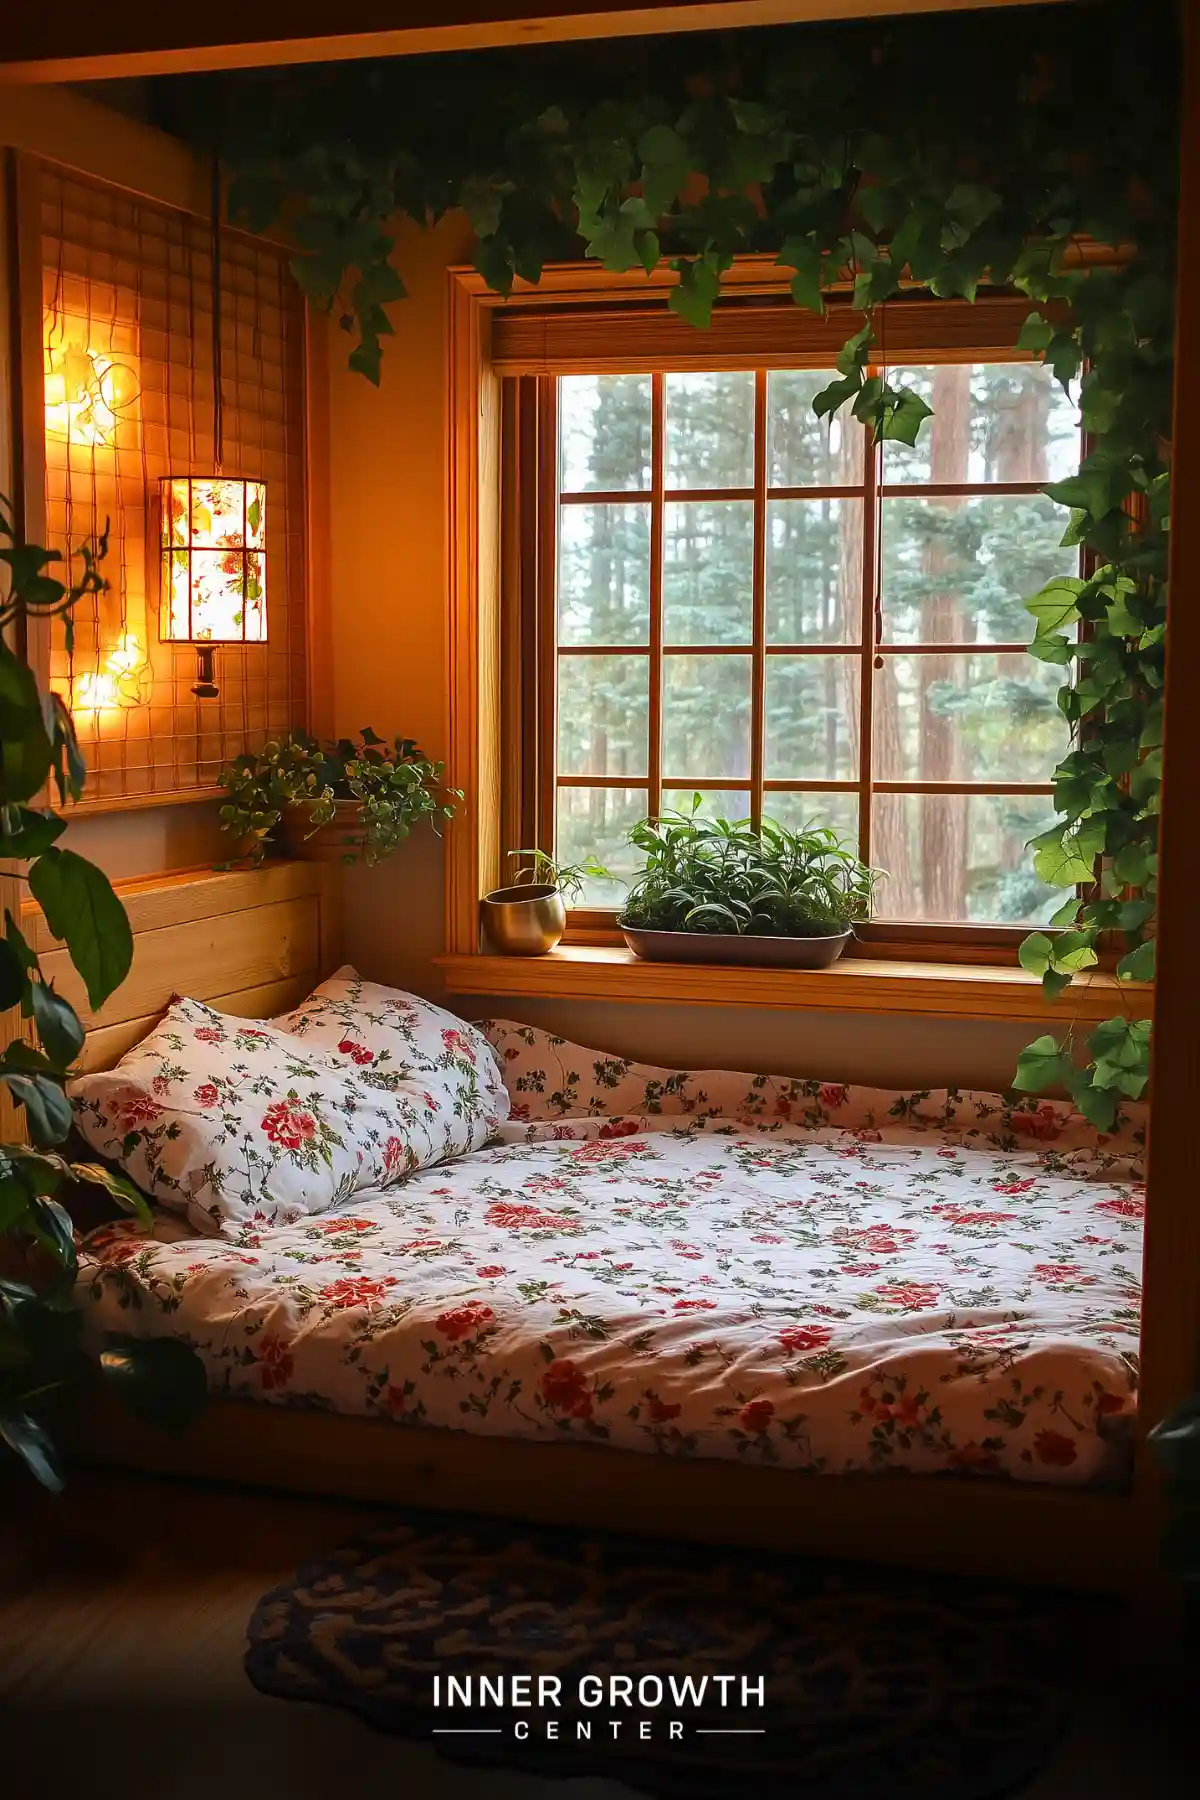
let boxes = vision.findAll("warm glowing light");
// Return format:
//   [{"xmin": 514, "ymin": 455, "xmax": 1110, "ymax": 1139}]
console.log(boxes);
[
  {"xmin": 160, "ymin": 476, "xmax": 267, "ymax": 644},
  {"xmin": 44, "ymin": 340, "xmax": 140, "ymax": 448},
  {"xmin": 72, "ymin": 633, "xmax": 149, "ymax": 713}
]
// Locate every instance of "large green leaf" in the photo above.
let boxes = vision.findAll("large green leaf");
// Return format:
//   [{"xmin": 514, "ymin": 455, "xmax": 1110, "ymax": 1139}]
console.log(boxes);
[
  {"xmin": 1012, "ymin": 1035, "xmax": 1072, "ymax": 1094},
  {"xmin": 0, "ymin": 1410, "xmax": 63, "ymax": 1491},
  {"xmin": 27, "ymin": 848, "xmax": 133, "ymax": 1012},
  {"xmin": 99, "ymin": 1335, "xmax": 208, "ymax": 1433},
  {"xmin": 28, "ymin": 981, "xmax": 86, "ymax": 1068}
]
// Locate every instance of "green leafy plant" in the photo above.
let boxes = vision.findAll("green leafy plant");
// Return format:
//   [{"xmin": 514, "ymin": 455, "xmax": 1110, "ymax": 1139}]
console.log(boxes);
[
  {"xmin": 198, "ymin": 4, "xmax": 1175, "ymax": 1111},
  {"xmin": 506, "ymin": 847, "xmax": 611, "ymax": 904},
  {"xmin": 219, "ymin": 728, "xmax": 459, "ymax": 867},
  {"xmin": 1, "ymin": 494, "xmax": 206, "ymax": 1490},
  {"xmin": 619, "ymin": 800, "xmax": 883, "ymax": 938}
]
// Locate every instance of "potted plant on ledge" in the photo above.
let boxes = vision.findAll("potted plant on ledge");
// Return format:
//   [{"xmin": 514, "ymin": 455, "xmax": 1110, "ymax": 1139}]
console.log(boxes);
[
  {"xmin": 617, "ymin": 803, "xmax": 883, "ymax": 970},
  {"xmin": 219, "ymin": 729, "xmax": 457, "ymax": 866},
  {"xmin": 481, "ymin": 850, "xmax": 610, "ymax": 955}
]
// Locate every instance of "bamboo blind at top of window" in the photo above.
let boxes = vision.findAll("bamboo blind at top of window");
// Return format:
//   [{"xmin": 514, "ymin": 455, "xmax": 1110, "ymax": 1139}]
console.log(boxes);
[{"xmin": 38, "ymin": 162, "xmax": 308, "ymax": 806}]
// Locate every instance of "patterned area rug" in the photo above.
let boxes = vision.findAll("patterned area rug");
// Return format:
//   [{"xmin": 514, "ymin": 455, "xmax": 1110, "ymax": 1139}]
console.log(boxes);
[{"xmin": 245, "ymin": 1511, "xmax": 1077, "ymax": 1799}]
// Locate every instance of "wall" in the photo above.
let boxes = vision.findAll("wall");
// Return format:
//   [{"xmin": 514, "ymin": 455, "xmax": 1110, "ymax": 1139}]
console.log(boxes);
[
  {"xmin": 325, "ymin": 219, "xmax": 1039, "ymax": 1093},
  {"xmin": 1, "ymin": 85, "xmax": 255, "ymax": 887}
]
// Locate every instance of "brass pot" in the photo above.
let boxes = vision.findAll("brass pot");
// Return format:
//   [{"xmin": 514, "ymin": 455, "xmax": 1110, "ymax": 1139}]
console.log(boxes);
[{"xmin": 480, "ymin": 883, "xmax": 566, "ymax": 955}]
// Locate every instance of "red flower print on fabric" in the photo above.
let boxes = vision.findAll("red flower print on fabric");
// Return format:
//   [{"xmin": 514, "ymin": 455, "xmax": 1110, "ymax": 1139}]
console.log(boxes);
[
  {"xmin": 485, "ymin": 1201, "xmax": 579, "ymax": 1231},
  {"xmin": 435, "ymin": 1302, "xmax": 495, "ymax": 1341},
  {"xmin": 1010, "ymin": 1104, "xmax": 1062, "ymax": 1141},
  {"xmin": 819, "ymin": 1084, "xmax": 849, "ymax": 1109},
  {"xmin": 256, "ymin": 1333, "xmax": 294, "ymax": 1390},
  {"xmin": 570, "ymin": 1139, "xmax": 649, "ymax": 1162},
  {"xmin": 778, "ymin": 1324, "xmax": 833, "ymax": 1354},
  {"xmin": 113, "ymin": 1093, "xmax": 165, "ymax": 1128},
  {"xmin": 739, "ymin": 1398, "xmax": 774, "ymax": 1433},
  {"xmin": 192, "ymin": 1026, "xmax": 223, "ymax": 1044},
  {"xmin": 598, "ymin": 1118, "xmax": 640, "ymax": 1140},
  {"xmin": 1092, "ymin": 1192, "xmax": 1145, "ymax": 1218},
  {"xmin": 314, "ymin": 1218, "xmax": 377, "ymax": 1236},
  {"xmin": 1033, "ymin": 1429, "xmax": 1078, "ymax": 1467},
  {"xmin": 261, "ymin": 1100, "xmax": 318, "ymax": 1150},
  {"xmin": 319, "ymin": 1275, "xmax": 397, "ymax": 1310},
  {"xmin": 874, "ymin": 1281, "xmax": 941, "ymax": 1311},
  {"xmin": 646, "ymin": 1397, "xmax": 682, "ymax": 1423},
  {"xmin": 441, "ymin": 1028, "xmax": 477, "ymax": 1065},
  {"xmin": 673, "ymin": 1298, "xmax": 717, "ymax": 1312},
  {"xmin": 337, "ymin": 1038, "xmax": 375, "ymax": 1065},
  {"xmin": 540, "ymin": 1359, "xmax": 592, "ymax": 1418},
  {"xmin": 475, "ymin": 1266, "xmax": 508, "ymax": 1279},
  {"xmin": 193, "ymin": 1083, "xmax": 219, "ymax": 1108},
  {"xmin": 946, "ymin": 1441, "xmax": 1002, "ymax": 1473}
]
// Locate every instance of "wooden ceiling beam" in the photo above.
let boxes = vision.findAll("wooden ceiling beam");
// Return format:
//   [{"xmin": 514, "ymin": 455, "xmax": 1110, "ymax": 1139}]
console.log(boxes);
[{"xmin": 0, "ymin": 1, "xmax": 1057, "ymax": 84}]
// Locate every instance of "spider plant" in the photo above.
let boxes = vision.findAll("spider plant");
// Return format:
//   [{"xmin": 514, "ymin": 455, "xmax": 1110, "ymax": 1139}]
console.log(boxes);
[{"xmin": 619, "ymin": 800, "xmax": 885, "ymax": 938}]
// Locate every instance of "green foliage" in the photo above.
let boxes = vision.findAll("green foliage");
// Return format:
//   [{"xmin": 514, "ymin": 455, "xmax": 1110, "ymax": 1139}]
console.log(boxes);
[
  {"xmin": 197, "ymin": 5, "xmax": 1175, "ymax": 1112},
  {"xmin": 619, "ymin": 797, "xmax": 883, "ymax": 937},
  {"xmin": 218, "ymin": 729, "xmax": 459, "ymax": 867},
  {"xmin": 0, "ymin": 495, "xmax": 205, "ymax": 1490},
  {"xmin": 507, "ymin": 848, "xmax": 612, "ymax": 905}
]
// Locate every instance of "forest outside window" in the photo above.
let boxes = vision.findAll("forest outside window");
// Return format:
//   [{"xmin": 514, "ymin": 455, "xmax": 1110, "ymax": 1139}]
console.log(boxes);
[{"xmin": 535, "ymin": 357, "xmax": 1081, "ymax": 937}]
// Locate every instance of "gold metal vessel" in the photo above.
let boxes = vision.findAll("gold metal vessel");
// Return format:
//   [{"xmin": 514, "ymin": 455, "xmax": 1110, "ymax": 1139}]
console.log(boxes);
[{"xmin": 480, "ymin": 883, "xmax": 566, "ymax": 955}]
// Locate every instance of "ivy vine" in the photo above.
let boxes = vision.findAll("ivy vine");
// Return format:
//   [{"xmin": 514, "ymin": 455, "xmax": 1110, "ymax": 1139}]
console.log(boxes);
[{"xmin": 171, "ymin": 2, "xmax": 1179, "ymax": 1124}]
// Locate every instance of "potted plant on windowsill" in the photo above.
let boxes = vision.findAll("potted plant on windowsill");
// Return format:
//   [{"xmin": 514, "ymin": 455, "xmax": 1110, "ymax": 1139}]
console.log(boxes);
[
  {"xmin": 218, "ymin": 730, "xmax": 458, "ymax": 866},
  {"xmin": 481, "ymin": 850, "xmax": 610, "ymax": 955},
  {"xmin": 617, "ymin": 801, "xmax": 884, "ymax": 970}
]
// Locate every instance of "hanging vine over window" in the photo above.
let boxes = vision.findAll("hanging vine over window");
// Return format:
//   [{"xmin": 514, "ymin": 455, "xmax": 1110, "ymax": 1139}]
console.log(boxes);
[{"xmin": 175, "ymin": 1, "xmax": 1178, "ymax": 1124}]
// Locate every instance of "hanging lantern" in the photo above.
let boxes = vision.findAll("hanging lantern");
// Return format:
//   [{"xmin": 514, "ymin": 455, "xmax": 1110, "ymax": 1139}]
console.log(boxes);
[
  {"xmin": 158, "ymin": 157, "xmax": 266, "ymax": 699},
  {"xmin": 160, "ymin": 475, "xmax": 266, "ymax": 695}
]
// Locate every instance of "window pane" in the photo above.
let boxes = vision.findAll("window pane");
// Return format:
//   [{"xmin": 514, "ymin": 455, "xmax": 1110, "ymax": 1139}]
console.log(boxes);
[
  {"xmin": 881, "ymin": 362, "xmax": 1080, "ymax": 486},
  {"xmin": 559, "ymin": 375, "xmax": 651, "ymax": 492},
  {"xmin": 556, "ymin": 786, "xmax": 647, "ymax": 906},
  {"xmin": 766, "ymin": 499, "xmax": 862, "ymax": 645},
  {"xmin": 663, "ymin": 501, "xmax": 753, "ymax": 644},
  {"xmin": 558, "ymin": 502, "xmax": 650, "ymax": 645},
  {"xmin": 764, "ymin": 789, "xmax": 860, "ymax": 847},
  {"xmin": 663, "ymin": 654, "xmax": 751, "ymax": 778},
  {"xmin": 764, "ymin": 655, "xmax": 859, "ymax": 781},
  {"xmin": 873, "ymin": 652, "xmax": 1068, "ymax": 784},
  {"xmin": 871, "ymin": 793, "xmax": 1061, "ymax": 923},
  {"xmin": 662, "ymin": 788, "xmax": 752, "ymax": 823},
  {"xmin": 557, "ymin": 654, "xmax": 649, "ymax": 777},
  {"xmin": 768, "ymin": 371, "xmax": 865, "ymax": 487},
  {"xmin": 665, "ymin": 372, "xmax": 754, "ymax": 489},
  {"xmin": 880, "ymin": 493, "xmax": 1076, "ymax": 644}
]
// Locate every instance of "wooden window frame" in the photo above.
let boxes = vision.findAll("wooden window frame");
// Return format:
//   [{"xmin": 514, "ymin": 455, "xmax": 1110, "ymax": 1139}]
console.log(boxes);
[
  {"xmin": 441, "ymin": 257, "xmax": 1151, "ymax": 1019},
  {"xmin": 526, "ymin": 355, "xmax": 1071, "ymax": 953}
]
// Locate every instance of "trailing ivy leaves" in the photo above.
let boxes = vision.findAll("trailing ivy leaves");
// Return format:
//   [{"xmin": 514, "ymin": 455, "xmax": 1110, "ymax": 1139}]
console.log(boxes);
[
  {"xmin": 0, "ymin": 494, "xmax": 205, "ymax": 1491},
  {"xmin": 208, "ymin": 10, "xmax": 1176, "ymax": 1126}
]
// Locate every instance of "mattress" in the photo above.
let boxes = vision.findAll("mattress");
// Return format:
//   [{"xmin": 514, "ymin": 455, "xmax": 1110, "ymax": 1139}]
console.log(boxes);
[{"xmin": 77, "ymin": 1102, "xmax": 1143, "ymax": 1487}]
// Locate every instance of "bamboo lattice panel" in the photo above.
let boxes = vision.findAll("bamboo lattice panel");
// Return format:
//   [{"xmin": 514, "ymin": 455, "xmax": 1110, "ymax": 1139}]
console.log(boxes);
[{"xmin": 40, "ymin": 164, "xmax": 308, "ymax": 802}]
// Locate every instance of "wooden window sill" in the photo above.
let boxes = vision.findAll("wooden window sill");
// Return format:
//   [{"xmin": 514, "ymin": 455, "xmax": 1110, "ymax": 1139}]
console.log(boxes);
[{"xmin": 438, "ymin": 947, "xmax": 1153, "ymax": 1025}]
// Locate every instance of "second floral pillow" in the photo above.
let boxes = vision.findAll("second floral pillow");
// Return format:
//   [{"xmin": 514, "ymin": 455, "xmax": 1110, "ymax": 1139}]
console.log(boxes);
[
  {"xmin": 270, "ymin": 966, "xmax": 509, "ymax": 1168},
  {"xmin": 70, "ymin": 998, "xmax": 425, "ymax": 1236}
]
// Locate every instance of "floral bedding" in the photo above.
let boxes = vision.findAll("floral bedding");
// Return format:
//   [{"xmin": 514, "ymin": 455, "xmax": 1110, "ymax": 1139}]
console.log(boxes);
[{"xmin": 78, "ymin": 1028, "xmax": 1144, "ymax": 1486}]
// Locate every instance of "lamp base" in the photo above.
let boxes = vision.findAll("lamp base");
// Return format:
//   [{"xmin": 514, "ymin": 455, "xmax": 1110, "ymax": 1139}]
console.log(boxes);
[{"xmin": 191, "ymin": 644, "xmax": 219, "ymax": 698}]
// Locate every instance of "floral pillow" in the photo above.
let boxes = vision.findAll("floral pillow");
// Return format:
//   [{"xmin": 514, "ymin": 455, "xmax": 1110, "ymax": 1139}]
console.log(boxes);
[
  {"xmin": 480, "ymin": 1019, "xmax": 1146, "ymax": 1177},
  {"xmin": 69, "ymin": 998, "xmax": 437, "ymax": 1237},
  {"xmin": 270, "ymin": 966, "xmax": 508, "ymax": 1165}
]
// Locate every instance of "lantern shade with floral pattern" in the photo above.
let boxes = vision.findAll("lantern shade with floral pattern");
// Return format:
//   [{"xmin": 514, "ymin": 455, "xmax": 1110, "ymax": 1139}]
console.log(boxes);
[{"xmin": 160, "ymin": 476, "xmax": 266, "ymax": 658}]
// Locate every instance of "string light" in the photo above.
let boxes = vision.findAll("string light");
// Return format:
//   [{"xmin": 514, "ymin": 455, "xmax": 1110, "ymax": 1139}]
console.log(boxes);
[
  {"xmin": 72, "ymin": 633, "xmax": 150, "ymax": 713},
  {"xmin": 44, "ymin": 340, "xmax": 139, "ymax": 448}
]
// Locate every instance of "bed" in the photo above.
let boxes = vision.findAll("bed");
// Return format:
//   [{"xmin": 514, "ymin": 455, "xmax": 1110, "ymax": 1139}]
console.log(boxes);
[
  {"xmin": 52, "ymin": 861, "xmax": 1159, "ymax": 1593},
  {"xmin": 78, "ymin": 1047, "xmax": 1145, "ymax": 1489}
]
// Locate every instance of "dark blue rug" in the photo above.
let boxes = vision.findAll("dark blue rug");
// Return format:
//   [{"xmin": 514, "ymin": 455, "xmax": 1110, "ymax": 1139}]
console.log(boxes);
[{"xmin": 245, "ymin": 1510, "xmax": 1077, "ymax": 1798}]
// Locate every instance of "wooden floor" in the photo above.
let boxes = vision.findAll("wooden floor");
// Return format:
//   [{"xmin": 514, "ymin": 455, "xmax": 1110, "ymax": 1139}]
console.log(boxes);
[{"xmin": 0, "ymin": 1470, "xmax": 1191, "ymax": 1800}]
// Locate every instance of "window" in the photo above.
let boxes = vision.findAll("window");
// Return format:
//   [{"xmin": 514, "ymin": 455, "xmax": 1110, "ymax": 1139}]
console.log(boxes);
[{"xmin": 540, "ymin": 359, "xmax": 1081, "ymax": 931}]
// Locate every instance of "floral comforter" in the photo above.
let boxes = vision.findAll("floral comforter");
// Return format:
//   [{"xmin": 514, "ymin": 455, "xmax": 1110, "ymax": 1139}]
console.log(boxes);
[{"xmin": 78, "ymin": 1051, "xmax": 1144, "ymax": 1486}]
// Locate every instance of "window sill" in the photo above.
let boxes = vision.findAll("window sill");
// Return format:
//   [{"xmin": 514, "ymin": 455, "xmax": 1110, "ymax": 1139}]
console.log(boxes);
[{"xmin": 438, "ymin": 947, "xmax": 1153, "ymax": 1025}]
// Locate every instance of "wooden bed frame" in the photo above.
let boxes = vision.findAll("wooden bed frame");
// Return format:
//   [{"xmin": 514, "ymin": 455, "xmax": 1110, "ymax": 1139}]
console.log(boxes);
[{"xmin": 53, "ymin": 856, "xmax": 1164, "ymax": 1599}]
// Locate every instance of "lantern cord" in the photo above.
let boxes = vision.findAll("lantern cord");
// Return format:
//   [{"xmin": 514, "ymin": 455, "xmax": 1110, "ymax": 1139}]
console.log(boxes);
[{"xmin": 211, "ymin": 153, "xmax": 224, "ymax": 474}]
